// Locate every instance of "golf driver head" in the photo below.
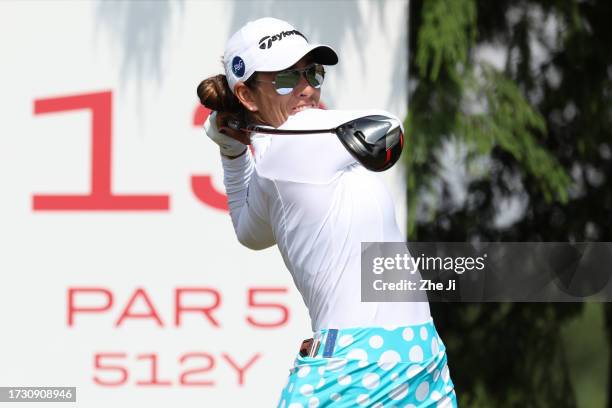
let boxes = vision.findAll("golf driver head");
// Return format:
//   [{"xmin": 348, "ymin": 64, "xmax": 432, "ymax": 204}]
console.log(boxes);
[{"xmin": 334, "ymin": 115, "xmax": 404, "ymax": 172}]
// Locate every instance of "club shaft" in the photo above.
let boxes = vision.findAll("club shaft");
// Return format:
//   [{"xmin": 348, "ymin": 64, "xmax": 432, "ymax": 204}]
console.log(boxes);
[{"xmin": 245, "ymin": 126, "xmax": 338, "ymax": 135}]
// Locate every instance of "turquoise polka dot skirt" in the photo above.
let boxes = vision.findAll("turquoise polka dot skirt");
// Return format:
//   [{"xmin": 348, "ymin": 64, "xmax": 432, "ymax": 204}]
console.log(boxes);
[{"xmin": 277, "ymin": 319, "xmax": 457, "ymax": 407}]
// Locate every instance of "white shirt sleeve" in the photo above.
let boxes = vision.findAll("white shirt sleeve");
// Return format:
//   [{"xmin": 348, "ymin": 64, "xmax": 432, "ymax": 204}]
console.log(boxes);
[{"xmin": 220, "ymin": 151, "xmax": 276, "ymax": 250}]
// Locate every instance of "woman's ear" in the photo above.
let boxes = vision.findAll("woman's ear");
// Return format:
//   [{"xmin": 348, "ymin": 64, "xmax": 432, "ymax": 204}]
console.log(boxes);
[{"xmin": 234, "ymin": 82, "xmax": 258, "ymax": 112}]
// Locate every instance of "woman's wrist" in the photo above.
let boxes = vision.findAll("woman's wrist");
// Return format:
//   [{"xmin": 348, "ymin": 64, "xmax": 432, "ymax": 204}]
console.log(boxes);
[{"xmin": 221, "ymin": 147, "xmax": 248, "ymax": 159}]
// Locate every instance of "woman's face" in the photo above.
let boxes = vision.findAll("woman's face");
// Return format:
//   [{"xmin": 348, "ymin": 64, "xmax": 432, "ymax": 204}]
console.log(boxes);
[{"xmin": 236, "ymin": 56, "xmax": 322, "ymax": 128}]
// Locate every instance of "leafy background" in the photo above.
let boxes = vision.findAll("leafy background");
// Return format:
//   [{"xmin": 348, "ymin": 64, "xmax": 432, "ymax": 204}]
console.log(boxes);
[{"xmin": 407, "ymin": 1, "xmax": 612, "ymax": 406}]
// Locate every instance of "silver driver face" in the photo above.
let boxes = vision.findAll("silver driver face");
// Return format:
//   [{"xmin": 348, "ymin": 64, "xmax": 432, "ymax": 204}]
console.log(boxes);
[
  {"xmin": 334, "ymin": 115, "xmax": 404, "ymax": 171},
  {"xmin": 337, "ymin": 115, "xmax": 399, "ymax": 144}
]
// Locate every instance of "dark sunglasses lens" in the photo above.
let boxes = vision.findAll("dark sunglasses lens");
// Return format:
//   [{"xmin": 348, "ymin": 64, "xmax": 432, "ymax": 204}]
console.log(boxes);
[
  {"xmin": 306, "ymin": 65, "xmax": 325, "ymax": 88},
  {"xmin": 274, "ymin": 70, "xmax": 300, "ymax": 95},
  {"xmin": 272, "ymin": 65, "xmax": 325, "ymax": 95}
]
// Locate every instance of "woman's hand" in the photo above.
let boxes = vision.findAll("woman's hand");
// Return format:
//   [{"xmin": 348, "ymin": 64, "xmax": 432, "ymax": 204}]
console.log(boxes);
[
  {"xmin": 204, "ymin": 112, "xmax": 249, "ymax": 158},
  {"xmin": 215, "ymin": 112, "xmax": 251, "ymax": 145}
]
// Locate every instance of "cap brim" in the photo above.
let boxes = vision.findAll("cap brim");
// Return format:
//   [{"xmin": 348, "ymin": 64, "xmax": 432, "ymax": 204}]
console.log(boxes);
[
  {"xmin": 254, "ymin": 43, "xmax": 339, "ymax": 73},
  {"xmin": 306, "ymin": 44, "xmax": 339, "ymax": 65}
]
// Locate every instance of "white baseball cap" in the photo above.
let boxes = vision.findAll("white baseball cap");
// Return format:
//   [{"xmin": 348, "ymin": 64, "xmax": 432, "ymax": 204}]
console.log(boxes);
[{"xmin": 223, "ymin": 17, "xmax": 338, "ymax": 94}]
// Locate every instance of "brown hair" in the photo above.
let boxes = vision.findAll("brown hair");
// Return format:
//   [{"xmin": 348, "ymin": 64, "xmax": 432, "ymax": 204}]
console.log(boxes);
[
  {"xmin": 196, "ymin": 74, "xmax": 258, "ymax": 127},
  {"xmin": 197, "ymin": 74, "xmax": 239, "ymax": 112}
]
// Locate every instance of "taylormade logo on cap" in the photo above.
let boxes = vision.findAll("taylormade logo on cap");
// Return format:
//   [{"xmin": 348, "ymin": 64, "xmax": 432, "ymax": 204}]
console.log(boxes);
[{"xmin": 258, "ymin": 30, "xmax": 307, "ymax": 50}]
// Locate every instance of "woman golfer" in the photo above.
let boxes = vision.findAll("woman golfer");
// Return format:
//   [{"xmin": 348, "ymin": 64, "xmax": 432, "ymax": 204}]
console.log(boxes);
[{"xmin": 198, "ymin": 17, "xmax": 457, "ymax": 408}]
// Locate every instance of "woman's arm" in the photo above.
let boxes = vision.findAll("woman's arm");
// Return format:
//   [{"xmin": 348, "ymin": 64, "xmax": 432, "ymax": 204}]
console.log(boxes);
[
  {"xmin": 220, "ymin": 152, "xmax": 276, "ymax": 250},
  {"xmin": 205, "ymin": 112, "xmax": 276, "ymax": 250}
]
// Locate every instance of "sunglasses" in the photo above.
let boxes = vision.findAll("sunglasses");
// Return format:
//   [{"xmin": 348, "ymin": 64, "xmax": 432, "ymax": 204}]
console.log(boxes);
[{"xmin": 254, "ymin": 64, "xmax": 326, "ymax": 95}]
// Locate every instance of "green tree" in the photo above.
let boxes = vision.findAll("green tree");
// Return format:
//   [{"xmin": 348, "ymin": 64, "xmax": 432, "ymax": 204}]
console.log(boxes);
[{"xmin": 408, "ymin": 0, "xmax": 612, "ymax": 406}]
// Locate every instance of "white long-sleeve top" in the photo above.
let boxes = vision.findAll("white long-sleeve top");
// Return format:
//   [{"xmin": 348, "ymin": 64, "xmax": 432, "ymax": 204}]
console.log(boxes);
[{"xmin": 220, "ymin": 108, "xmax": 431, "ymax": 331}]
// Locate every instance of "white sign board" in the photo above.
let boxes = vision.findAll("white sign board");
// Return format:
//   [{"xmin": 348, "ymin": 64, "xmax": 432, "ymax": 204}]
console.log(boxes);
[{"xmin": 0, "ymin": 1, "xmax": 408, "ymax": 406}]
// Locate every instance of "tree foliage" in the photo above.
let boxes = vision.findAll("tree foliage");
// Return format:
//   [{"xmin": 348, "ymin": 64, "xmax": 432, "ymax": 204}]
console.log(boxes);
[{"xmin": 408, "ymin": 0, "xmax": 612, "ymax": 406}]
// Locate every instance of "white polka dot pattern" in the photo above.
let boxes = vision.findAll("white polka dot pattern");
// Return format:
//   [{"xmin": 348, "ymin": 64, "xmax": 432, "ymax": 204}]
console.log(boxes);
[
  {"xmin": 297, "ymin": 366, "xmax": 311, "ymax": 378},
  {"xmin": 437, "ymin": 396, "xmax": 454, "ymax": 407},
  {"xmin": 277, "ymin": 322, "xmax": 455, "ymax": 407},
  {"xmin": 362, "ymin": 372, "xmax": 380, "ymax": 389},
  {"xmin": 415, "ymin": 381, "xmax": 430, "ymax": 401},
  {"xmin": 442, "ymin": 364, "xmax": 450, "ymax": 382},
  {"xmin": 326, "ymin": 358, "xmax": 347, "ymax": 372},
  {"xmin": 420, "ymin": 326, "xmax": 429, "ymax": 340},
  {"xmin": 338, "ymin": 374, "xmax": 351, "ymax": 386},
  {"xmin": 431, "ymin": 337, "xmax": 440, "ymax": 355},
  {"xmin": 407, "ymin": 364, "xmax": 423, "ymax": 379},
  {"xmin": 389, "ymin": 383, "xmax": 409, "ymax": 400},
  {"xmin": 338, "ymin": 334, "xmax": 354, "ymax": 347},
  {"xmin": 356, "ymin": 394, "xmax": 369, "ymax": 405},
  {"xmin": 409, "ymin": 345, "xmax": 424, "ymax": 362},
  {"xmin": 347, "ymin": 348, "xmax": 368, "ymax": 361},
  {"xmin": 402, "ymin": 327, "xmax": 414, "ymax": 341},
  {"xmin": 300, "ymin": 384, "xmax": 313, "ymax": 396},
  {"xmin": 378, "ymin": 350, "xmax": 401, "ymax": 370},
  {"xmin": 430, "ymin": 390, "xmax": 442, "ymax": 401},
  {"xmin": 369, "ymin": 335, "xmax": 384, "ymax": 349}
]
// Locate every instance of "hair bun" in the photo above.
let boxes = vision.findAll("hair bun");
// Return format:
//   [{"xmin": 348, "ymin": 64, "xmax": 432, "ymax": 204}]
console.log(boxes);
[{"xmin": 196, "ymin": 74, "xmax": 242, "ymax": 113}]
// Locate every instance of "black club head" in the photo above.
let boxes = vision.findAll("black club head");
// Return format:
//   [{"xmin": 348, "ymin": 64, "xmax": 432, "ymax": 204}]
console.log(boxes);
[{"xmin": 334, "ymin": 115, "xmax": 404, "ymax": 171}]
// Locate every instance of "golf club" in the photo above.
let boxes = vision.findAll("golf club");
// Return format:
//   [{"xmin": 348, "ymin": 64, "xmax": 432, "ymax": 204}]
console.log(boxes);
[{"xmin": 228, "ymin": 115, "xmax": 404, "ymax": 172}]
